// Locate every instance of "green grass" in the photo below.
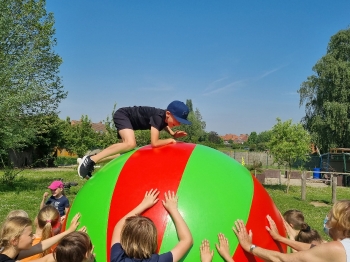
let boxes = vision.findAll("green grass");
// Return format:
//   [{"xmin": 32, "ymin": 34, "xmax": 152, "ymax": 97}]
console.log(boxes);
[
  {"xmin": 0, "ymin": 168, "xmax": 86, "ymax": 222},
  {"xmin": 2, "ymin": 168, "xmax": 350, "ymax": 242}
]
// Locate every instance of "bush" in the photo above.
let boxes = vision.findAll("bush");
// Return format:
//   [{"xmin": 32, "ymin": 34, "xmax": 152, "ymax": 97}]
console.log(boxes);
[{"xmin": 54, "ymin": 156, "xmax": 77, "ymax": 166}]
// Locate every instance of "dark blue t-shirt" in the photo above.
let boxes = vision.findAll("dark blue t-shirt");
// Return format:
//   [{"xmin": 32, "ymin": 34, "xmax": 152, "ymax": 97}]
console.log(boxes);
[
  {"xmin": 110, "ymin": 243, "xmax": 172, "ymax": 262},
  {"xmin": 46, "ymin": 195, "xmax": 69, "ymax": 216}
]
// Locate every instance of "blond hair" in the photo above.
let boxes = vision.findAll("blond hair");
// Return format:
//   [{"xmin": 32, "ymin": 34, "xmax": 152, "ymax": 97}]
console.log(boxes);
[
  {"xmin": 6, "ymin": 210, "xmax": 29, "ymax": 219},
  {"xmin": 120, "ymin": 216, "xmax": 157, "ymax": 259},
  {"xmin": 0, "ymin": 217, "xmax": 32, "ymax": 252},
  {"xmin": 36, "ymin": 205, "xmax": 60, "ymax": 257},
  {"xmin": 329, "ymin": 200, "xmax": 350, "ymax": 238}
]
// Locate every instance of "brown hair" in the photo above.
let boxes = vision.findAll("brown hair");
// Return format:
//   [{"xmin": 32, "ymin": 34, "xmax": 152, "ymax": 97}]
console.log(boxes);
[
  {"xmin": 295, "ymin": 224, "xmax": 323, "ymax": 244},
  {"xmin": 283, "ymin": 209, "xmax": 305, "ymax": 230},
  {"xmin": 54, "ymin": 232, "xmax": 92, "ymax": 262},
  {"xmin": 0, "ymin": 217, "xmax": 32, "ymax": 252},
  {"xmin": 37, "ymin": 205, "xmax": 60, "ymax": 256},
  {"xmin": 329, "ymin": 200, "xmax": 350, "ymax": 238},
  {"xmin": 120, "ymin": 216, "xmax": 157, "ymax": 259}
]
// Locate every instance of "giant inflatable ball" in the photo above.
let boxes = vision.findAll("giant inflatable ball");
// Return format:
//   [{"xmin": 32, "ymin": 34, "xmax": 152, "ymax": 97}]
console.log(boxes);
[{"xmin": 67, "ymin": 143, "xmax": 287, "ymax": 262}]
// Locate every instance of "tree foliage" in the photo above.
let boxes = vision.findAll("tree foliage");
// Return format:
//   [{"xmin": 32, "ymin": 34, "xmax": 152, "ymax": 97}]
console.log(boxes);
[
  {"xmin": 268, "ymin": 118, "xmax": 311, "ymax": 193},
  {"xmin": 299, "ymin": 28, "xmax": 350, "ymax": 153},
  {"xmin": 0, "ymin": 0, "xmax": 66, "ymax": 161}
]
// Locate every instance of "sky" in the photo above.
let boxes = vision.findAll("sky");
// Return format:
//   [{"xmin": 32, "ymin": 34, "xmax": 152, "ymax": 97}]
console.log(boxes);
[{"xmin": 46, "ymin": 0, "xmax": 350, "ymax": 136}]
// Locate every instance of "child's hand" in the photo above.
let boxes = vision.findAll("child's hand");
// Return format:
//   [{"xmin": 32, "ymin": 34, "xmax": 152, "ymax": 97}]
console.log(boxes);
[
  {"xmin": 162, "ymin": 191, "xmax": 178, "ymax": 212},
  {"xmin": 216, "ymin": 233, "xmax": 234, "ymax": 261},
  {"xmin": 140, "ymin": 189, "xmax": 159, "ymax": 209},
  {"xmin": 173, "ymin": 131, "xmax": 187, "ymax": 138},
  {"xmin": 67, "ymin": 213, "xmax": 81, "ymax": 233},
  {"xmin": 200, "ymin": 239, "xmax": 214, "ymax": 262},
  {"xmin": 78, "ymin": 226, "xmax": 87, "ymax": 233},
  {"xmin": 43, "ymin": 192, "xmax": 49, "ymax": 199}
]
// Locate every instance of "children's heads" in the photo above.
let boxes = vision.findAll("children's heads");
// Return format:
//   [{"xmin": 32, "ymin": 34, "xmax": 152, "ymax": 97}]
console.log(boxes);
[
  {"xmin": 0, "ymin": 217, "xmax": 33, "ymax": 252},
  {"xmin": 37, "ymin": 205, "xmax": 60, "ymax": 256},
  {"xmin": 6, "ymin": 210, "xmax": 29, "ymax": 219},
  {"xmin": 120, "ymin": 216, "xmax": 157, "ymax": 259},
  {"xmin": 283, "ymin": 209, "xmax": 305, "ymax": 230},
  {"xmin": 295, "ymin": 224, "xmax": 323, "ymax": 245},
  {"xmin": 166, "ymin": 101, "xmax": 192, "ymax": 127},
  {"xmin": 54, "ymin": 231, "xmax": 93, "ymax": 262},
  {"xmin": 48, "ymin": 180, "xmax": 64, "ymax": 197}
]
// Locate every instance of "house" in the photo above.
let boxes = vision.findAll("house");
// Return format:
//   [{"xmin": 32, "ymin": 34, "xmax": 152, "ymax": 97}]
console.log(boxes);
[{"xmin": 220, "ymin": 133, "xmax": 249, "ymax": 144}]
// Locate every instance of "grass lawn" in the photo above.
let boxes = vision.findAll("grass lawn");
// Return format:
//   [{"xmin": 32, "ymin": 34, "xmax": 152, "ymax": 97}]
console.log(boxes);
[{"xmin": 1, "ymin": 168, "xmax": 349, "ymax": 242}]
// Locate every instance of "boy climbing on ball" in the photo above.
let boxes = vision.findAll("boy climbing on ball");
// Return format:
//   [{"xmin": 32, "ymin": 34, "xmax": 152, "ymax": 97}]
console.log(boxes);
[{"xmin": 78, "ymin": 100, "xmax": 192, "ymax": 179}]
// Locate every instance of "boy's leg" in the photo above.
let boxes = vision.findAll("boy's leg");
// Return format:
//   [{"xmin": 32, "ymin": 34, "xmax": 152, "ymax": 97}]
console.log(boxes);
[
  {"xmin": 90, "ymin": 129, "xmax": 136, "ymax": 163},
  {"xmin": 98, "ymin": 153, "xmax": 121, "ymax": 163},
  {"xmin": 78, "ymin": 129, "xmax": 136, "ymax": 179}
]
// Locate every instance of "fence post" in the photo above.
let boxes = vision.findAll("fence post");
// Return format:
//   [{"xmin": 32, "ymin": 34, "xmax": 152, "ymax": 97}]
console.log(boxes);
[
  {"xmin": 332, "ymin": 175, "xmax": 337, "ymax": 204},
  {"xmin": 301, "ymin": 171, "xmax": 306, "ymax": 201},
  {"xmin": 279, "ymin": 170, "xmax": 281, "ymax": 185}
]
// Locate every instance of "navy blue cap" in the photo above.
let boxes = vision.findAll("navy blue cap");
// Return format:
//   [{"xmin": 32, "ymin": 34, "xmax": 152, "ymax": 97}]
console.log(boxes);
[{"xmin": 167, "ymin": 101, "xmax": 192, "ymax": 125}]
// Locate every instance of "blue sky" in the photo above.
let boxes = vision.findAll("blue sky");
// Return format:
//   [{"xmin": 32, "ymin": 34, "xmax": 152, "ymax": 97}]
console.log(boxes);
[{"xmin": 46, "ymin": 0, "xmax": 350, "ymax": 135}]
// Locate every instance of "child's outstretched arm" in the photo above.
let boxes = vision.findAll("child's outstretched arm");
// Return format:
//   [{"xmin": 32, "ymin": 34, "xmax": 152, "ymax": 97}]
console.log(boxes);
[
  {"xmin": 162, "ymin": 191, "xmax": 193, "ymax": 262},
  {"xmin": 17, "ymin": 213, "xmax": 82, "ymax": 259},
  {"xmin": 111, "ymin": 189, "xmax": 160, "ymax": 246}
]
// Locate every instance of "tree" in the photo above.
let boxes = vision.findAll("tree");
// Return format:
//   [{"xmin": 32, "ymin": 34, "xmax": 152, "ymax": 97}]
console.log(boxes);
[
  {"xmin": 175, "ymin": 100, "xmax": 206, "ymax": 143},
  {"xmin": 64, "ymin": 116, "xmax": 100, "ymax": 157},
  {"xmin": 268, "ymin": 118, "xmax": 311, "ymax": 193},
  {"xmin": 0, "ymin": 0, "xmax": 66, "ymax": 163},
  {"xmin": 247, "ymin": 132, "xmax": 258, "ymax": 145},
  {"xmin": 298, "ymin": 28, "xmax": 350, "ymax": 153}
]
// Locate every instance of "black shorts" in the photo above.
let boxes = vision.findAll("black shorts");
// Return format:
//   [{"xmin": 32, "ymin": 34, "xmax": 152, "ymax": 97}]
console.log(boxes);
[{"xmin": 113, "ymin": 109, "xmax": 133, "ymax": 138}]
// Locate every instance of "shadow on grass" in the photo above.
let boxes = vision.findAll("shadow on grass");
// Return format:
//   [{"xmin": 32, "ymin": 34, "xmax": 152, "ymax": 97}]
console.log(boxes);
[
  {"xmin": 0, "ymin": 176, "xmax": 57, "ymax": 192},
  {"xmin": 263, "ymin": 184, "xmax": 288, "ymax": 192}
]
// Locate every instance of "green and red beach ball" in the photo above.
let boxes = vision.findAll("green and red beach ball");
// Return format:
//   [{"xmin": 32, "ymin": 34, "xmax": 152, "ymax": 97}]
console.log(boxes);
[{"xmin": 67, "ymin": 143, "xmax": 287, "ymax": 261}]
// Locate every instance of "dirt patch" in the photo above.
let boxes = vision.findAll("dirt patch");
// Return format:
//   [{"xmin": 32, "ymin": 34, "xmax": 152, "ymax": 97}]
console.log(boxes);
[{"xmin": 310, "ymin": 201, "xmax": 330, "ymax": 207}]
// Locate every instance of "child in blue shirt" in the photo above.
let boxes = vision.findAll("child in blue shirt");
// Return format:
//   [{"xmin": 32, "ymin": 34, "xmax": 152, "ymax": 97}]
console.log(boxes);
[
  {"xmin": 110, "ymin": 189, "xmax": 193, "ymax": 262},
  {"xmin": 78, "ymin": 100, "xmax": 192, "ymax": 179}
]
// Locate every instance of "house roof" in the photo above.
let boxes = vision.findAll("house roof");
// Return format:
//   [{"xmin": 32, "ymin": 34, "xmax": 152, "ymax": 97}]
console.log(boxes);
[
  {"xmin": 220, "ymin": 133, "xmax": 249, "ymax": 142},
  {"xmin": 71, "ymin": 120, "xmax": 106, "ymax": 133}
]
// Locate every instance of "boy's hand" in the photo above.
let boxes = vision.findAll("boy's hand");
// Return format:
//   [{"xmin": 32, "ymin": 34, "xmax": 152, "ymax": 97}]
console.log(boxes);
[
  {"xmin": 162, "ymin": 191, "xmax": 178, "ymax": 212},
  {"xmin": 140, "ymin": 189, "xmax": 159, "ymax": 209},
  {"xmin": 67, "ymin": 213, "xmax": 81, "ymax": 232},
  {"xmin": 173, "ymin": 131, "xmax": 187, "ymax": 138}
]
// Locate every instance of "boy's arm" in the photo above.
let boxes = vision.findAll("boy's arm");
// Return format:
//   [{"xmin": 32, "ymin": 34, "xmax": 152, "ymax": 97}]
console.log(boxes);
[
  {"xmin": 111, "ymin": 189, "xmax": 159, "ymax": 246},
  {"xmin": 164, "ymin": 126, "xmax": 187, "ymax": 139},
  {"xmin": 150, "ymin": 126, "xmax": 176, "ymax": 147},
  {"xmin": 163, "ymin": 191, "xmax": 193, "ymax": 262},
  {"xmin": 17, "ymin": 214, "xmax": 81, "ymax": 259}
]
